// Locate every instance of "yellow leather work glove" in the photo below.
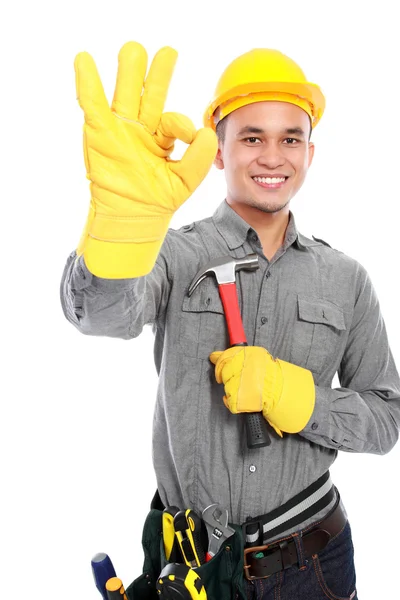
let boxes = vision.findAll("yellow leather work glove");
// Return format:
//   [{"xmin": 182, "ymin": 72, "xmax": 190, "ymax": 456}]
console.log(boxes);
[
  {"xmin": 74, "ymin": 41, "xmax": 218, "ymax": 278},
  {"xmin": 209, "ymin": 346, "xmax": 315, "ymax": 436}
]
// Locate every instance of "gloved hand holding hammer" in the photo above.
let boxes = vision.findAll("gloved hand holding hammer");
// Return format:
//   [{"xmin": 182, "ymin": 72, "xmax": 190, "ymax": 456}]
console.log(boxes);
[{"xmin": 209, "ymin": 346, "xmax": 315, "ymax": 437}]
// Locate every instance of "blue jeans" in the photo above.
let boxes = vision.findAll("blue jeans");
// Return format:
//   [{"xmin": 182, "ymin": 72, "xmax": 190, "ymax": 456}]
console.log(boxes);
[{"xmin": 244, "ymin": 520, "xmax": 357, "ymax": 599}]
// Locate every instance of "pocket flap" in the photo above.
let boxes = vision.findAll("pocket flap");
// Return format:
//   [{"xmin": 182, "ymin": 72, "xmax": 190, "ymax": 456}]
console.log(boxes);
[
  {"xmin": 182, "ymin": 278, "xmax": 225, "ymax": 315},
  {"xmin": 297, "ymin": 296, "xmax": 346, "ymax": 331}
]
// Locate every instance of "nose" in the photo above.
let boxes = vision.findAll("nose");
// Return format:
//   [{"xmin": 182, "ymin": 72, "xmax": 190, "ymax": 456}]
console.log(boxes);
[{"xmin": 256, "ymin": 142, "xmax": 285, "ymax": 169}]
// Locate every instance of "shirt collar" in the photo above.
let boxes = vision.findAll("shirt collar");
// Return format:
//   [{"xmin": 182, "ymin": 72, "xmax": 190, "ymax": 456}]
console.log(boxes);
[{"xmin": 212, "ymin": 199, "xmax": 313, "ymax": 252}]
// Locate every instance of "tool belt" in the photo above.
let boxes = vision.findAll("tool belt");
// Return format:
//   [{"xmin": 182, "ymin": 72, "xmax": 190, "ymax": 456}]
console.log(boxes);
[
  {"xmin": 125, "ymin": 473, "xmax": 343, "ymax": 599},
  {"xmin": 125, "ymin": 491, "xmax": 247, "ymax": 600},
  {"xmin": 244, "ymin": 490, "xmax": 347, "ymax": 580},
  {"xmin": 242, "ymin": 471, "xmax": 336, "ymax": 547}
]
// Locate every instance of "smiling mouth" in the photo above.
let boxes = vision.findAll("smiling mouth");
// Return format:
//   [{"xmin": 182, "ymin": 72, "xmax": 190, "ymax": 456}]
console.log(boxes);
[{"xmin": 252, "ymin": 176, "xmax": 289, "ymax": 189}]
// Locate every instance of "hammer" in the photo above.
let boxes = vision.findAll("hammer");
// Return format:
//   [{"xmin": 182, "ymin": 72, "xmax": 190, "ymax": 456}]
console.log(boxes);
[{"xmin": 188, "ymin": 254, "xmax": 271, "ymax": 449}]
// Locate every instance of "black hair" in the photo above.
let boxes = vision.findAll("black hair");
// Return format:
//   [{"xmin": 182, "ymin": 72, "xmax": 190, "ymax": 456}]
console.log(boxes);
[{"xmin": 216, "ymin": 116, "xmax": 228, "ymax": 143}]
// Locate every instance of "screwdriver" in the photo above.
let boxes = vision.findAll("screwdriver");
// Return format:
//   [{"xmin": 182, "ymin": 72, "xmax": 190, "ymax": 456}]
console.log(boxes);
[
  {"xmin": 106, "ymin": 576, "xmax": 128, "ymax": 600},
  {"xmin": 91, "ymin": 553, "xmax": 117, "ymax": 600}
]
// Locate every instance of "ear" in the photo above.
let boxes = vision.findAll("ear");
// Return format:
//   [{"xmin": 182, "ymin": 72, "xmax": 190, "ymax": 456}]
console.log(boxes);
[
  {"xmin": 308, "ymin": 142, "xmax": 315, "ymax": 168},
  {"xmin": 214, "ymin": 143, "xmax": 225, "ymax": 170}
]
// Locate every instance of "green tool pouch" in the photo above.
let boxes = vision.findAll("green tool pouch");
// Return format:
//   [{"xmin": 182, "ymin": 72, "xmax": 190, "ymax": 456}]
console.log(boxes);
[{"xmin": 125, "ymin": 493, "xmax": 247, "ymax": 600}]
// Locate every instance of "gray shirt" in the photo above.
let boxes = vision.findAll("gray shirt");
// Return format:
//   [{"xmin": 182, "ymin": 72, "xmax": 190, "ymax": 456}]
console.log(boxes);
[{"xmin": 60, "ymin": 200, "xmax": 400, "ymax": 537}]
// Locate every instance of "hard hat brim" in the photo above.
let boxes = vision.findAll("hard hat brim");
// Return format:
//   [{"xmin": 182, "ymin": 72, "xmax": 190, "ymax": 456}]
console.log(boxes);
[{"xmin": 204, "ymin": 80, "xmax": 325, "ymax": 130}]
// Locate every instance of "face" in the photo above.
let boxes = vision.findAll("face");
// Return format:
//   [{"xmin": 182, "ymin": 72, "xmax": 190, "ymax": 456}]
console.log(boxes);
[{"xmin": 214, "ymin": 101, "xmax": 315, "ymax": 214}]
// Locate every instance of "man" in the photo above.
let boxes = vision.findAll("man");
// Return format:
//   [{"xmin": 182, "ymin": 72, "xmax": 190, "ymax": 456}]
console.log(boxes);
[{"xmin": 61, "ymin": 41, "xmax": 400, "ymax": 599}]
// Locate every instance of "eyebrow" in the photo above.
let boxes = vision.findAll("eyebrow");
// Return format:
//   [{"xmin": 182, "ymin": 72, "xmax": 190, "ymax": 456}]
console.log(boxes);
[{"xmin": 236, "ymin": 126, "xmax": 306, "ymax": 137}]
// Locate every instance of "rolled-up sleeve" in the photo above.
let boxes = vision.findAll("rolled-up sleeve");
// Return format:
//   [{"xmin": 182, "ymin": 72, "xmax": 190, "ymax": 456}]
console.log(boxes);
[
  {"xmin": 60, "ymin": 239, "xmax": 172, "ymax": 340},
  {"xmin": 300, "ymin": 262, "xmax": 400, "ymax": 454}
]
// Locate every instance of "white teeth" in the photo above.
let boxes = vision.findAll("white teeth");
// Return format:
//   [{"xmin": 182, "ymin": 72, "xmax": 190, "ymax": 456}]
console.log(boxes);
[{"xmin": 253, "ymin": 176, "xmax": 286, "ymax": 184}]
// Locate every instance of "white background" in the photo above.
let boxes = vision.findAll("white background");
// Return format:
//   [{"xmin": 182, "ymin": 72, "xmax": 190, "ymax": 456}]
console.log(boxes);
[{"xmin": 1, "ymin": 0, "xmax": 399, "ymax": 598}]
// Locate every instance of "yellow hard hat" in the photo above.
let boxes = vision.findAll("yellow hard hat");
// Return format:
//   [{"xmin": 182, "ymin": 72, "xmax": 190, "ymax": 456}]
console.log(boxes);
[{"xmin": 203, "ymin": 49, "xmax": 325, "ymax": 131}]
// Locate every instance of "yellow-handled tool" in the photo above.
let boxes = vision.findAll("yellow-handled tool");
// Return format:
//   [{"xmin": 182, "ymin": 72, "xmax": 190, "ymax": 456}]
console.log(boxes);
[
  {"xmin": 173, "ymin": 509, "xmax": 207, "ymax": 567},
  {"xmin": 163, "ymin": 506, "xmax": 182, "ymax": 562},
  {"xmin": 105, "ymin": 577, "xmax": 128, "ymax": 600}
]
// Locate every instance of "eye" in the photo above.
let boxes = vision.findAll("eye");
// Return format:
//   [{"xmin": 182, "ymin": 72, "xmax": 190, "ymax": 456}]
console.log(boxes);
[
  {"xmin": 283, "ymin": 138, "xmax": 301, "ymax": 145},
  {"xmin": 244, "ymin": 137, "xmax": 261, "ymax": 144}
]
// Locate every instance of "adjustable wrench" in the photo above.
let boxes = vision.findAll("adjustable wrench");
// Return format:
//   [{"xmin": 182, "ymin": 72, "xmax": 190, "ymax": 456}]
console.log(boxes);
[{"xmin": 202, "ymin": 503, "xmax": 235, "ymax": 561}]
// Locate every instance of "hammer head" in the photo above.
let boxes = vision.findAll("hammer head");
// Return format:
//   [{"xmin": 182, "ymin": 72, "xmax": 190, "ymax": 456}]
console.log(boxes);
[{"xmin": 188, "ymin": 253, "xmax": 259, "ymax": 296}]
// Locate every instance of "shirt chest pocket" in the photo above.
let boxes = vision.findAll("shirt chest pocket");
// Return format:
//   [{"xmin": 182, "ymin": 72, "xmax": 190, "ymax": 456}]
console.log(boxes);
[
  {"xmin": 179, "ymin": 279, "xmax": 231, "ymax": 359},
  {"xmin": 290, "ymin": 295, "xmax": 348, "ymax": 375}
]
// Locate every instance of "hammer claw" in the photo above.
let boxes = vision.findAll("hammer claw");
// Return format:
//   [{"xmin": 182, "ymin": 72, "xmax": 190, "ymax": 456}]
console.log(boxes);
[{"xmin": 188, "ymin": 254, "xmax": 259, "ymax": 296}]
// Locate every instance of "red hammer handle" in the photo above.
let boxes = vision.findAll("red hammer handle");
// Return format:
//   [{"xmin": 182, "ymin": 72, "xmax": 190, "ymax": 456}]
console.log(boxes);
[
  {"xmin": 218, "ymin": 283, "xmax": 271, "ymax": 449},
  {"xmin": 218, "ymin": 283, "xmax": 247, "ymax": 345}
]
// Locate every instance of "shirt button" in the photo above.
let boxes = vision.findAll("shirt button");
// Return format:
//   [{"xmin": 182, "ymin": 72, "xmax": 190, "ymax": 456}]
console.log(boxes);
[
  {"xmin": 261, "ymin": 316, "xmax": 268, "ymax": 324},
  {"xmin": 250, "ymin": 234, "xmax": 260, "ymax": 245},
  {"xmin": 311, "ymin": 422, "xmax": 318, "ymax": 430},
  {"xmin": 249, "ymin": 465, "xmax": 257, "ymax": 473}
]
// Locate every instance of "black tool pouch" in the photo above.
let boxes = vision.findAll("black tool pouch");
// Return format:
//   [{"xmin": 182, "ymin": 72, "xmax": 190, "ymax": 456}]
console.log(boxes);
[{"xmin": 125, "ymin": 493, "xmax": 247, "ymax": 600}]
